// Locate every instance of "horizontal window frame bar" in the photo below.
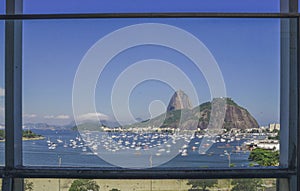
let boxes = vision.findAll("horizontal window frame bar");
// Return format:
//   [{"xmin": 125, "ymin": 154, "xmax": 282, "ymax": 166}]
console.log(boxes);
[
  {"xmin": 0, "ymin": 167, "xmax": 295, "ymax": 179},
  {"xmin": 0, "ymin": 13, "xmax": 299, "ymax": 20}
]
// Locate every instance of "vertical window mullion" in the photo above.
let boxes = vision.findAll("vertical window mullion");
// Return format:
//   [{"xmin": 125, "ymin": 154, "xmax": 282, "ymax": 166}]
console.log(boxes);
[
  {"xmin": 3, "ymin": 0, "xmax": 23, "ymax": 191},
  {"xmin": 280, "ymin": 0, "xmax": 298, "ymax": 191},
  {"xmin": 297, "ymin": 15, "xmax": 300, "ymax": 191},
  {"xmin": 4, "ymin": 19, "xmax": 22, "ymax": 169}
]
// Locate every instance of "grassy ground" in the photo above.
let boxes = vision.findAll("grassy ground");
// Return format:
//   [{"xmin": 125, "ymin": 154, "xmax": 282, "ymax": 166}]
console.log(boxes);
[
  {"xmin": 26, "ymin": 179, "xmax": 191, "ymax": 191},
  {"xmin": 0, "ymin": 178, "xmax": 276, "ymax": 191},
  {"xmin": 24, "ymin": 178, "xmax": 276, "ymax": 191}
]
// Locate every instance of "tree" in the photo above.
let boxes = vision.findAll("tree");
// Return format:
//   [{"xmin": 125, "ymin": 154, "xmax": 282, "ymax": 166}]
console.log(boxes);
[
  {"xmin": 231, "ymin": 179, "xmax": 262, "ymax": 191},
  {"xmin": 187, "ymin": 179, "xmax": 217, "ymax": 191},
  {"xmin": 69, "ymin": 179, "xmax": 100, "ymax": 191},
  {"xmin": 249, "ymin": 148, "xmax": 279, "ymax": 166},
  {"xmin": 109, "ymin": 189, "xmax": 121, "ymax": 191},
  {"xmin": 0, "ymin": 129, "xmax": 4, "ymax": 140},
  {"xmin": 25, "ymin": 180, "xmax": 34, "ymax": 191}
]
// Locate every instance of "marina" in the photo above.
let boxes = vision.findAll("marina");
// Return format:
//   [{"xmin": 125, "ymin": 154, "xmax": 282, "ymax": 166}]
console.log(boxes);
[{"xmin": 0, "ymin": 129, "xmax": 262, "ymax": 168}]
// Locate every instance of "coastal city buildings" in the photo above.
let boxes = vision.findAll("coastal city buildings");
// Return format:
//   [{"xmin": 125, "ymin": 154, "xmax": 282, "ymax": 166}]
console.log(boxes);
[{"xmin": 261, "ymin": 123, "xmax": 280, "ymax": 132}]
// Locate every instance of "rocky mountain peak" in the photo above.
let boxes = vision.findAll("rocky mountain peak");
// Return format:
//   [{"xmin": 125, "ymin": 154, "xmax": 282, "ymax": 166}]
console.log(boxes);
[
  {"xmin": 167, "ymin": 90, "xmax": 192, "ymax": 112},
  {"xmin": 128, "ymin": 96, "xmax": 259, "ymax": 131},
  {"xmin": 196, "ymin": 98, "xmax": 259, "ymax": 130}
]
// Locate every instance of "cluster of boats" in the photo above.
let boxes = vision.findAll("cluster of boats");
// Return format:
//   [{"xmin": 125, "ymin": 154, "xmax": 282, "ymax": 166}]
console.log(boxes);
[
  {"xmin": 46, "ymin": 135, "xmax": 87, "ymax": 152},
  {"xmin": 45, "ymin": 130, "xmax": 255, "ymax": 159},
  {"xmin": 78, "ymin": 131, "xmax": 240, "ymax": 157}
]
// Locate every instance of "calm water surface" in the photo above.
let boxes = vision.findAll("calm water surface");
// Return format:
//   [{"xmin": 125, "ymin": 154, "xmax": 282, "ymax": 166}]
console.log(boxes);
[{"xmin": 0, "ymin": 129, "xmax": 252, "ymax": 168}]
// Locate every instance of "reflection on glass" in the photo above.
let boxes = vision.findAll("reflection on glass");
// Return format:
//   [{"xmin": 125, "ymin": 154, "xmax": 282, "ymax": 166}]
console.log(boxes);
[
  {"xmin": 0, "ymin": 21, "xmax": 4, "ymax": 165},
  {"xmin": 24, "ymin": 178, "xmax": 277, "ymax": 191},
  {"xmin": 23, "ymin": 18, "xmax": 280, "ymax": 169}
]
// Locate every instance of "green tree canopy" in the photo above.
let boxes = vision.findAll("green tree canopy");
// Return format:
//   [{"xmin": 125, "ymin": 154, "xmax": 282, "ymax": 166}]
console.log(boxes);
[
  {"xmin": 22, "ymin": 130, "xmax": 42, "ymax": 138},
  {"xmin": 187, "ymin": 179, "xmax": 217, "ymax": 191},
  {"xmin": 69, "ymin": 179, "xmax": 100, "ymax": 191},
  {"xmin": 0, "ymin": 129, "xmax": 42, "ymax": 139},
  {"xmin": 231, "ymin": 178, "xmax": 262, "ymax": 191},
  {"xmin": 25, "ymin": 180, "xmax": 34, "ymax": 191},
  {"xmin": 249, "ymin": 148, "xmax": 279, "ymax": 166}
]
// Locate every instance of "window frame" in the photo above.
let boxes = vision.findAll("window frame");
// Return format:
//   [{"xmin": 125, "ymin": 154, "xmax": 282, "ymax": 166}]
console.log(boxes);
[{"xmin": 0, "ymin": 0, "xmax": 299, "ymax": 190}]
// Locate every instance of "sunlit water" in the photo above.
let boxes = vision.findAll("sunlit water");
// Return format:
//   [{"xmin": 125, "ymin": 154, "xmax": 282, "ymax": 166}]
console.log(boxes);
[{"xmin": 0, "ymin": 129, "xmax": 253, "ymax": 168}]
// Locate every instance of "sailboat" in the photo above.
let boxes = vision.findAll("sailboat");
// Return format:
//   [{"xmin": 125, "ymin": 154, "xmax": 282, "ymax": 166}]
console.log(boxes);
[{"xmin": 63, "ymin": 140, "xmax": 68, "ymax": 148}]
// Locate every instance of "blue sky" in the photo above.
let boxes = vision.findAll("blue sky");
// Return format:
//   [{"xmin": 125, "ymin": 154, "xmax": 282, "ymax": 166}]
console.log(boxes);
[
  {"xmin": 0, "ymin": 2, "xmax": 282, "ymax": 126},
  {"xmin": 22, "ymin": 0, "xmax": 280, "ymax": 14}
]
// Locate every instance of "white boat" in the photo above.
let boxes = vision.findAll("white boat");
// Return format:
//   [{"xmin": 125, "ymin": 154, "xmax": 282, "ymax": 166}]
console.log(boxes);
[
  {"xmin": 63, "ymin": 141, "xmax": 68, "ymax": 148},
  {"xmin": 48, "ymin": 143, "xmax": 57, "ymax": 150},
  {"xmin": 57, "ymin": 138, "xmax": 63, "ymax": 143},
  {"xmin": 181, "ymin": 149, "xmax": 188, "ymax": 156},
  {"xmin": 75, "ymin": 135, "xmax": 82, "ymax": 142},
  {"xmin": 91, "ymin": 144, "xmax": 98, "ymax": 150}
]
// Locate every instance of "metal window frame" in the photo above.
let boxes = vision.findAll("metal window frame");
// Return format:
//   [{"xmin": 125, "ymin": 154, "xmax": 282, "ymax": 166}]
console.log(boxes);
[
  {"xmin": 0, "ymin": 0, "xmax": 299, "ymax": 191},
  {"xmin": 0, "ymin": 12, "xmax": 299, "ymax": 19}
]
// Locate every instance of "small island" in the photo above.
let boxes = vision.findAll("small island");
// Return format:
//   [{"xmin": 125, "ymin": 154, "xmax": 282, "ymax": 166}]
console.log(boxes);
[{"xmin": 0, "ymin": 129, "xmax": 45, "ymax": 141}]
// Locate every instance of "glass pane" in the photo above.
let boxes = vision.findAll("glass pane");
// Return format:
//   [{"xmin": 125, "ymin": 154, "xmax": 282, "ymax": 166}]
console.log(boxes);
[
  {"xmin": 0, "ymin": 0, "xmax": 4, "ymax": 14},
  {"xmin": 24, "ymin": 0, "xmax": 280, "ymax": 14},
  {"xmin": 23, "ymin": 18, "xmax": 280, "ymax": 169},
  {"xmin": 0, "ymin": 21, "xmax": 4, "ymax": 166},
  {"xmin": 24, "ymin": 178, "xmax": 277, "ymax": 191}
]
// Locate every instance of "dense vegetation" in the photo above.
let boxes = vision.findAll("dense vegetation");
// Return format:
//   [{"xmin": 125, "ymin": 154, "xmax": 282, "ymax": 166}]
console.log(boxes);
[
  {"xmin": 22, "ymin": 129, "xmax": 43, "ymax": 138},
  {"xmin": 25, "ymin": 180, "xmax": 34, "ymax": 191},
  {"xmin": 186, "ymin": 179, "xmax": 273, "ymax": 191},
  {"xmin": 231, "ymin": 179, "xmax": 263, "ymax": 191},
  {"xmin": 225, "ymin": 97, "xmax": 240, "ymax": 107},
  {"xmin": 249, "ymin": 148, "xmax": 279, "ymax": 166},
  {"xmin": 187, "ymin": 179, "xmax": 218, "ymax": 191},
  {"xmin": 268, "ymin": 130, "xmax": 280, "ymax": 140},
  {"xmin": 0, "ymin": 129, "xmax": 4, "ymax": 140},
  {"xmin": 0, "ymin": 129, "xmax": 43, "ymax": 140},
  {"xmin": 69, "ymin": 179, "xmax": 100, "ymax": 191}
]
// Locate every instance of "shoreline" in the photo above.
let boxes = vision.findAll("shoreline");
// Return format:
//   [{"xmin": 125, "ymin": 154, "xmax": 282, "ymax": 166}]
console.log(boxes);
[
  {"xmin": 0, "ymin": 136, "xmax": 45, "ymax": 142},
  {"xmin": 23, "ymin": 136, "xmax": 45, "ymax": 141}
]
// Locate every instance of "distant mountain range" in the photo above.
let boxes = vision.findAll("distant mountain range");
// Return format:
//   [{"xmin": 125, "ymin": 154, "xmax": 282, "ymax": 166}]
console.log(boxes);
[
  {"xmin": 126, "ymin": 90, "xmax": 259, "ymax": 130},
  {"xmin": 70, "ymin": 119, "xmax": 120, "ymax": 131},
  {"xmin": 22, "ymin": 90, "xmax": 259, "ymax": 131},
  {"xmin": 21, "ymin": 116, "xmax": 121, "ymax": 131},
  {"xmin": 23, "ymin": 123, "xmax": 63, "ymax": 129}
]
